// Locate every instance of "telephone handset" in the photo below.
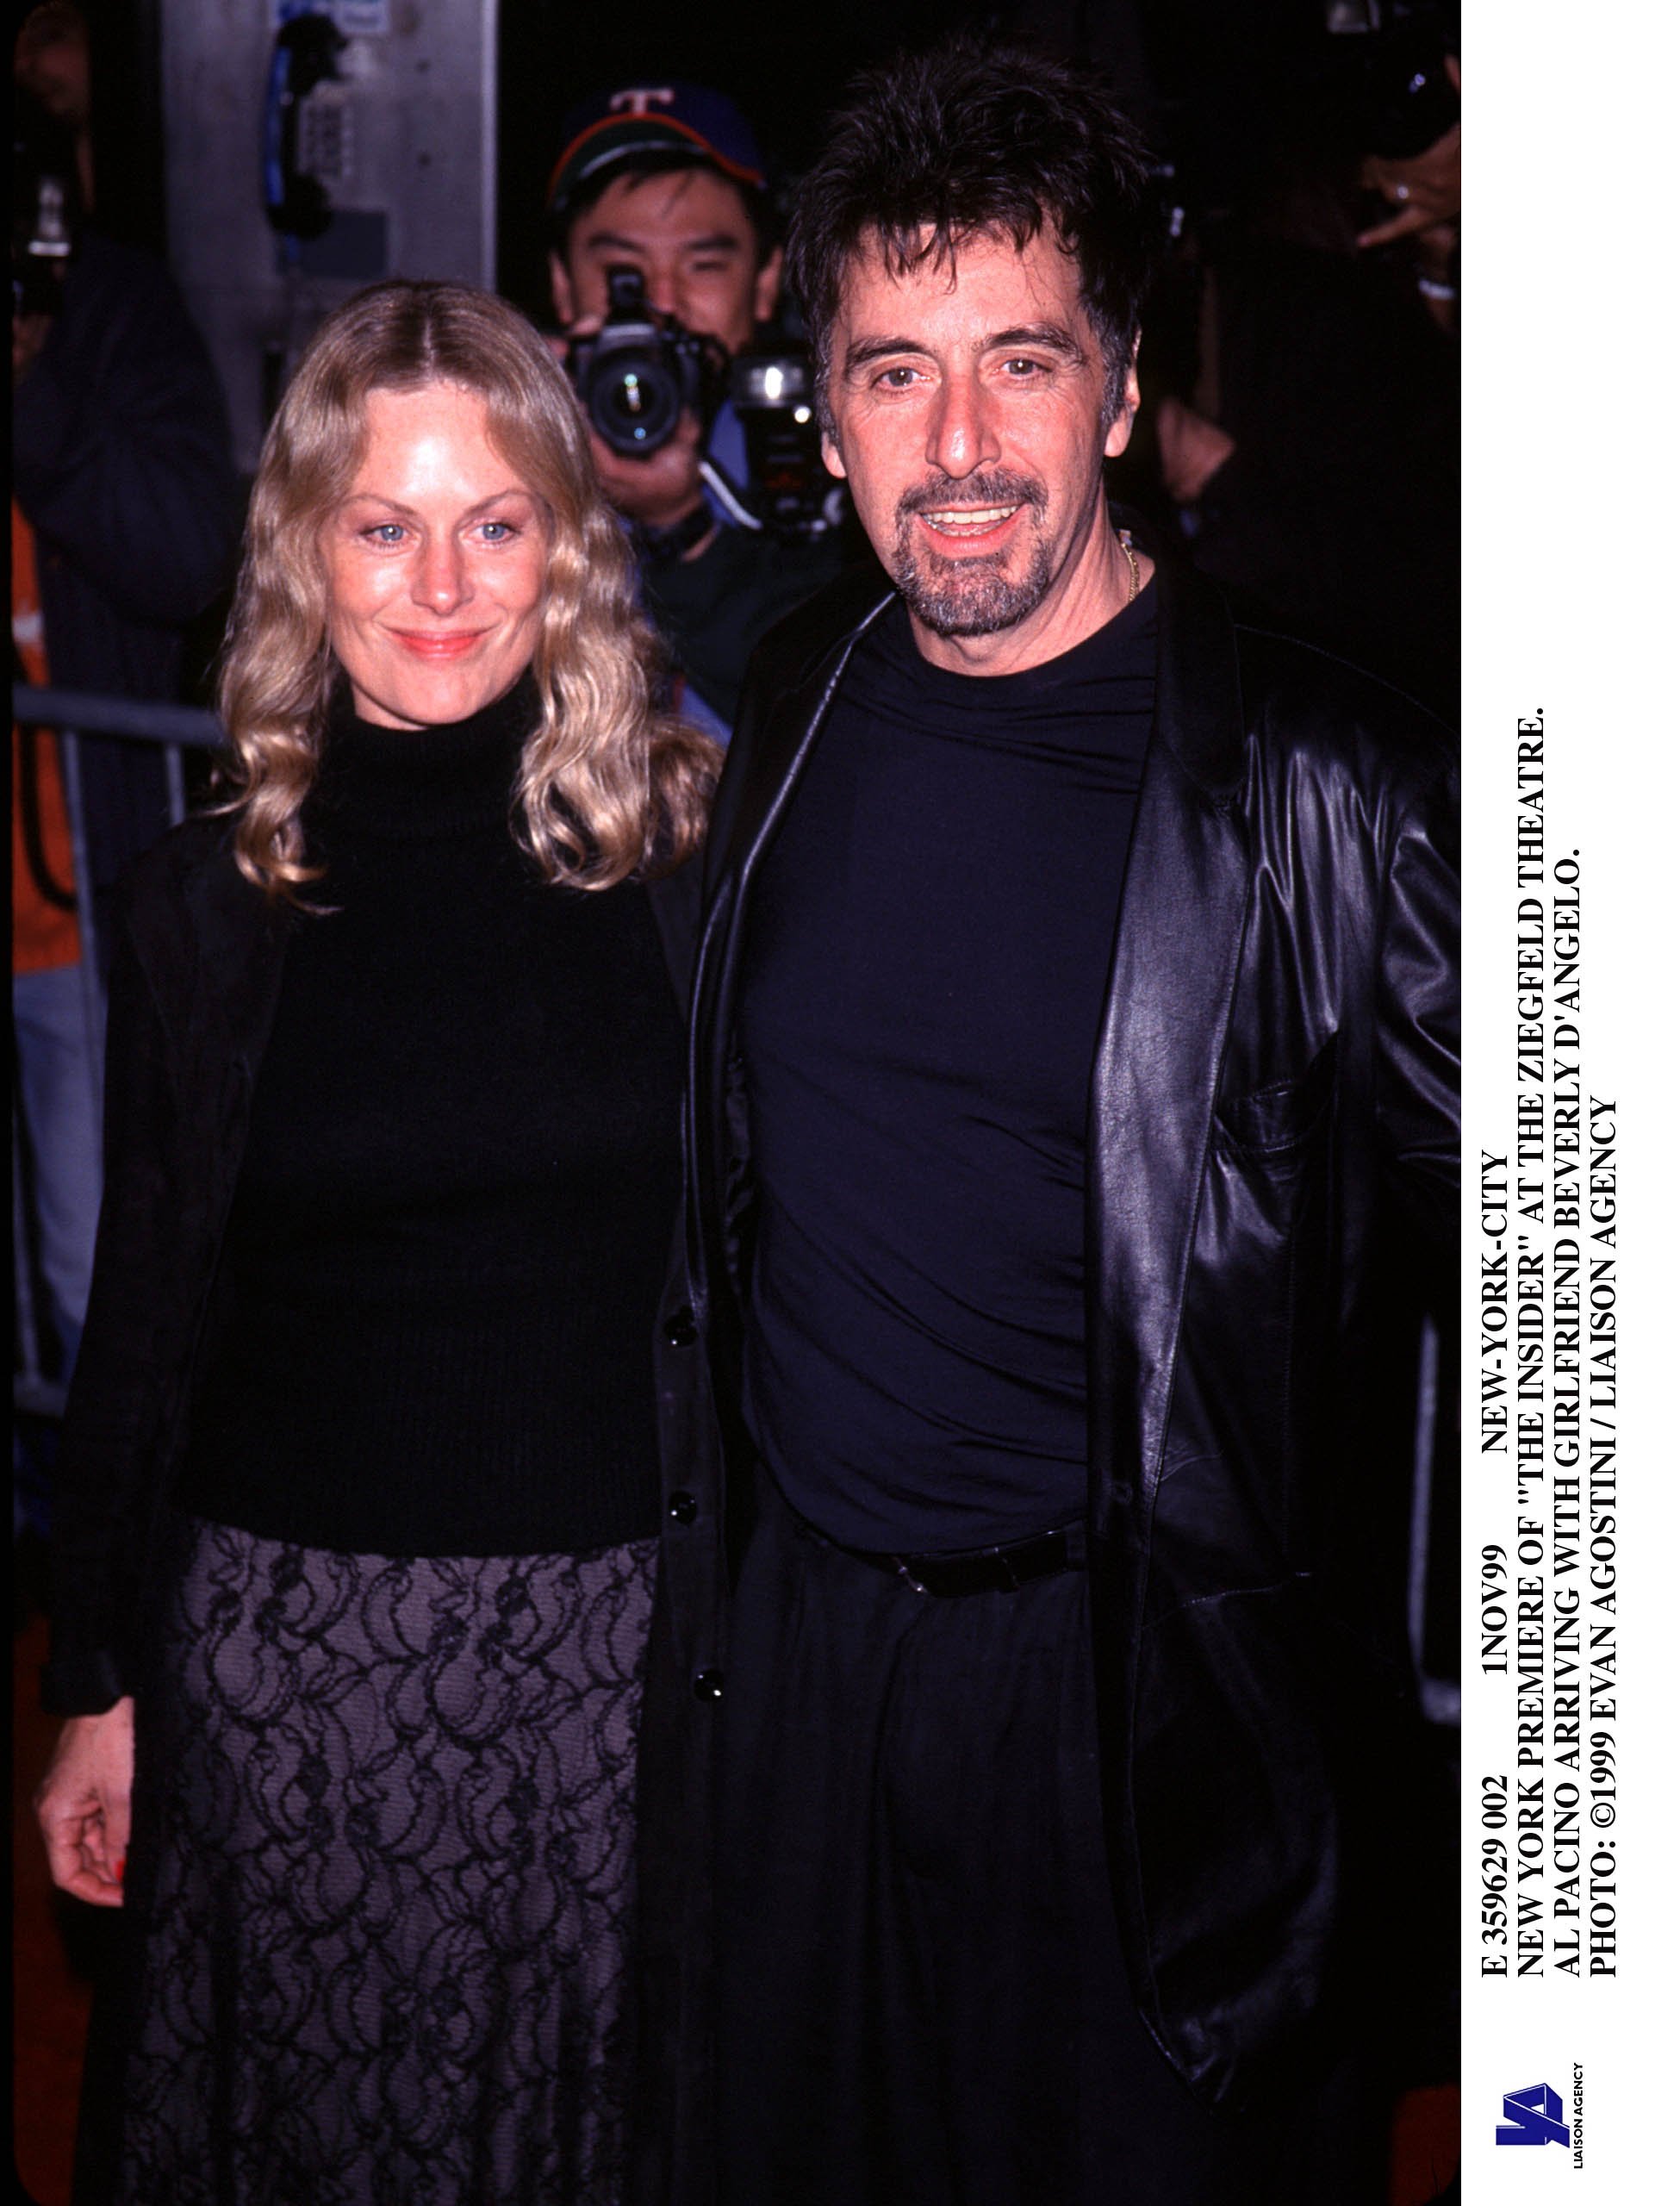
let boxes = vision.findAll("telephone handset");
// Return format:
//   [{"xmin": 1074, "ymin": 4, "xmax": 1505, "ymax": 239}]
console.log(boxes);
[{"xmin": 263, "ymin": 8, "xmax": 347, "ymax": 240}]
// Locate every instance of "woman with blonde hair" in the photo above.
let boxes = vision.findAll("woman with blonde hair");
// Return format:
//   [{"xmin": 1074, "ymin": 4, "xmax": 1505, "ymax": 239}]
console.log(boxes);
[{"xmin": 34, "ymin": 278, "xmax": 717, "ymax": 2203}]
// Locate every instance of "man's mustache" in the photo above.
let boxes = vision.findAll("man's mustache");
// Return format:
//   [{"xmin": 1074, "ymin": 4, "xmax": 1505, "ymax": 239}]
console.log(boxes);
[{"xmin": 896, "ymin": 471, "xmax": 1047, "ymax": 520}]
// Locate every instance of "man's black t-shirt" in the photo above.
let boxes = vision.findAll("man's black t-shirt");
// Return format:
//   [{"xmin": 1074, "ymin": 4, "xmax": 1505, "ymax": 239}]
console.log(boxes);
[{"xmin": 737, "ymin": 588, "xmax": 1157, "ymax": 1552}]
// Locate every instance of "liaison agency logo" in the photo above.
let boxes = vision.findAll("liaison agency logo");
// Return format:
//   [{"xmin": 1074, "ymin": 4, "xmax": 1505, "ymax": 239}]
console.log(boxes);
[{"xmin": 1495, "ymin": 2067, "xmax": 1585, "ymax": 2165}]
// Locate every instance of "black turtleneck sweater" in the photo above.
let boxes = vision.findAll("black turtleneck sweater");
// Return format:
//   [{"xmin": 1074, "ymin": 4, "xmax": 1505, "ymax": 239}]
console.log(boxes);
[{"xmin": 175, "ymin": 684, "xmax": 685, "ymax": 1558}]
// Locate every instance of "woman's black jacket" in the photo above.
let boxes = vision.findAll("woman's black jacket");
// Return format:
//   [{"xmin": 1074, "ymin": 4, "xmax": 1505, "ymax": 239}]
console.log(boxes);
[{"xmin": 40, "ymin": 815, "xmax": 702, "ymax": 1717}]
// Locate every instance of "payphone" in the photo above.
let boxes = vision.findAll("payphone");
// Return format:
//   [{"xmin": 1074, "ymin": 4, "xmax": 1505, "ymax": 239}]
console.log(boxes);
[{"xmin": 161, "ymin": 2, "xmax": 497, "ymax": 472}]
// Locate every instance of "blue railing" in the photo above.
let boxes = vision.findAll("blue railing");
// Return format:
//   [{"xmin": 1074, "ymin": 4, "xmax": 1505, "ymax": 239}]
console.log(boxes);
[{"xmin": 12, "ymin": 687, "xmax": 221, "ymax": 1421}]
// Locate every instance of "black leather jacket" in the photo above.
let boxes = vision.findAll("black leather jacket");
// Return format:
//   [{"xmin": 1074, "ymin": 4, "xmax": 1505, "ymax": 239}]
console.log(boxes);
[{"xmin": 639, "ymin": 544, "xmax": 1457, "ymax": 2168}]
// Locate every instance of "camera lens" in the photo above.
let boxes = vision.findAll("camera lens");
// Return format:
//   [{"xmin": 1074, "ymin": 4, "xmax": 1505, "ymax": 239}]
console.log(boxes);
[{"xmin": 593, "ymin": 346, "xmax": 680, "ymax": 457}]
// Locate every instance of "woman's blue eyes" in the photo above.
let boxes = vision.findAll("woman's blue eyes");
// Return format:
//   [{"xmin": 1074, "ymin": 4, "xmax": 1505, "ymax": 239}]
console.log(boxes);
[{"xmin": 362, "ymin": 520, "xmax": 519, "ymax": 545}]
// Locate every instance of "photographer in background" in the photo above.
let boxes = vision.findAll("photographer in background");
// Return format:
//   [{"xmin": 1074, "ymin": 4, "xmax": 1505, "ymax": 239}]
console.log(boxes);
[
  {"xmin": 12, "ymin": 83, "xmax": 237, "ymax": 946},
  {"xmin": 13, "ymin": 78, "xmax": 236, "ymax": 1449},
  {"xmin": 546, "ymin": 81, "xmax": 845, "ymax": 737}
]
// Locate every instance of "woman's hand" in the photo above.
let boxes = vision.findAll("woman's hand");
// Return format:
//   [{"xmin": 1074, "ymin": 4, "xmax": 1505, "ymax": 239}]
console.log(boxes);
[{"xmin": 35, "ymin": 1699, "xmax": 135, "ymax": 1907}]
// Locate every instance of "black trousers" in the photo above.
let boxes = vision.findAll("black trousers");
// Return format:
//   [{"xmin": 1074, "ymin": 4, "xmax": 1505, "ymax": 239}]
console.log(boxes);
[{"xmin": 715, "ymin": 1474, "xmax": 1387, "ymax": 2206}]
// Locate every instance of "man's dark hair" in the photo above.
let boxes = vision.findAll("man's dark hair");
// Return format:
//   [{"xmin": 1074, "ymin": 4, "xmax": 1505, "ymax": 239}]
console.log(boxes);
[
  {"xmin": 787, "ymin": 37, "xmax": 1156, "ymax": 427},
  {"xmin": 549, "ymin": 153, "xmax": 780, "ymax": 271}
]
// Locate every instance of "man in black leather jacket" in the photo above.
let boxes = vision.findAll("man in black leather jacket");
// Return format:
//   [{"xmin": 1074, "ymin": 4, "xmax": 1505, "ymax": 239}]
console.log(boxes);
[{"xmin": 638, "ymin": 38, "xmax": 1457, "ymax": 2206}]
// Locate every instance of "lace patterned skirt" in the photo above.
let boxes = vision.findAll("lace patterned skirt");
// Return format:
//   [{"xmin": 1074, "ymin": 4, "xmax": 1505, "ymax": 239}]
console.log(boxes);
[{"xmin": 98, "ymin": 1512, "xmax": 656, "ymax": 2206}]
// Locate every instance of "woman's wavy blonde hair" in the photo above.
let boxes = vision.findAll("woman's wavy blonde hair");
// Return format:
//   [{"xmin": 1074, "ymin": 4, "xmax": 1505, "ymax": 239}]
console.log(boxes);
[{"xmin": 217, "ymin": 279, "xmax": 718, "ymax": 895}]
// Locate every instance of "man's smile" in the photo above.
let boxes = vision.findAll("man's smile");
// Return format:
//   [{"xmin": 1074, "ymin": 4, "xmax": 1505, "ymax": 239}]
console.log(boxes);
[{"xmin": 915, "ymin": 504, "xmax": 1024, "ymax": 541}]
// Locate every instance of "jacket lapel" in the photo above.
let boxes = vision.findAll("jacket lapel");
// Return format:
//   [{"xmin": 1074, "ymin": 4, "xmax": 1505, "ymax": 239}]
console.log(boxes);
[
  {"xmin": 177, "ymin": 842, "xmax": 292, "ymax": 1170},
  {"xmin": 1086, "ymin": 556, "xmax": 1252, "ymax": 1534},
  {"xmin": 702, "ymin": 588, "xmax": 895, "ymax": 909},
  {"xmin": 688, "ymin": 592, "xmax": 893, "ymax": 1326}
]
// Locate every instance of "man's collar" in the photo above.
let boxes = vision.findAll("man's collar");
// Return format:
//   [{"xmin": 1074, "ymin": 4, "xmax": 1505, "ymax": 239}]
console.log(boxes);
[
  {"xmin": 815, "ymin": 519, "xmax": 1248, "ymax": 802},
  {"xmin": 1112, "ymin": 514, "xmax": 1246, "ymax": 801}
]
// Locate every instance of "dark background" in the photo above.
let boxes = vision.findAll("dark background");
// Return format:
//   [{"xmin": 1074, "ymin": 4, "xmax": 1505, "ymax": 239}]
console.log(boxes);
[
  {"xmin": 84, "ymin": 1, "xmax": 1397, "ymax": 313},
  {"xmin": 489, "ymin": 0, "xmax": 1375, "ymax": 321},
  {"xmin": 495, "ymin": 0, "xmax": 1001, "ymax": 323}
]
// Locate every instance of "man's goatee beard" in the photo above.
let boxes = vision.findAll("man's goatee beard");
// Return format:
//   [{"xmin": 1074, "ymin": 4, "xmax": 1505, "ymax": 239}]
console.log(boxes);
[
  {"xmin": 891, "ymin": 469, "xmax": 1052, "ymax": 638},
  {"xmin": 893, "ymin": 536, "xmax": 1054, "ymax": 639}
]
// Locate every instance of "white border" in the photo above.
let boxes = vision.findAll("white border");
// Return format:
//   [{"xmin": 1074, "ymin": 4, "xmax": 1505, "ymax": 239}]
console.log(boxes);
[{"xmin": 1459, "ymin": 10, "xmax": 1679, "ymax": 2197}]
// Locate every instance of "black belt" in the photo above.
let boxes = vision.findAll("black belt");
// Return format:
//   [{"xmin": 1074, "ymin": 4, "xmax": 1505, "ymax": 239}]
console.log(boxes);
[{"xmin": 844, "ymin": 1520, "xmax": 1086, "ymax": 1598}]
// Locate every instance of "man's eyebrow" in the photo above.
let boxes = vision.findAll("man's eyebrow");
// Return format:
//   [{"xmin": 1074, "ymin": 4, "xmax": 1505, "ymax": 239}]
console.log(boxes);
[
  {"xmin": 987, "ymin": 323, "xmax": 1086, "ymax": 361},
  {"xmin": 842, "ymin": 323, "xmax": 1088, "ymax": 377},
  {"xmin": 842, "ymin": 335, "xmax": 932, "ymax": 375},
  {"xmin": 580, "ymin": 227, "xmax": 745, "ymax": 256}
]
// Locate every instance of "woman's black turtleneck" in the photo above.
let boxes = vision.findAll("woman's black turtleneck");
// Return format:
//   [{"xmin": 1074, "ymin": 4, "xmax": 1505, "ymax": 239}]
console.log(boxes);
[{"xmin": 176, "ymin": 682, "xmax": 685, "ymax": 1558}]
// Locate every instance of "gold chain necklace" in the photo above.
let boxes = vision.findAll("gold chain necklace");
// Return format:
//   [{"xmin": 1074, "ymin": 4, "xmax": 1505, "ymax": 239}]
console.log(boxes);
[{"xmin": 1117, "ymin": 528, "xmax": 1141, "ymax": 608}]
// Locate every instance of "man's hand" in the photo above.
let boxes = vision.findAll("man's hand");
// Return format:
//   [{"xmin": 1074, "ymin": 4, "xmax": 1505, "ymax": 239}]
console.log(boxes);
[
  {"xmin": 1357, "ymin": 55, "xmax": 1461, "ymax": 250},
  {"xmin": 590, "ymin": 409, "xmax": 713, "ymax": 533},
  {"xmin": 546, "ymin": 323, "xmax": 712, "ymax": 534},
  {"xmin": 35, "ymin": 1698, "xmax": 135, "ymax": 1908},
  {"xmin": 1154, "ymin": 396, "xmax": 1236, "ymax": 507}
]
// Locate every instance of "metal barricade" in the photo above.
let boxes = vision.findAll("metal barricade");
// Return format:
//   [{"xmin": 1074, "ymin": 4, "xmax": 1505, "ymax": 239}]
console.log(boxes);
[{"xmin": 11, "ymin": 684, "xmax": 222, "ymax": 1421}]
